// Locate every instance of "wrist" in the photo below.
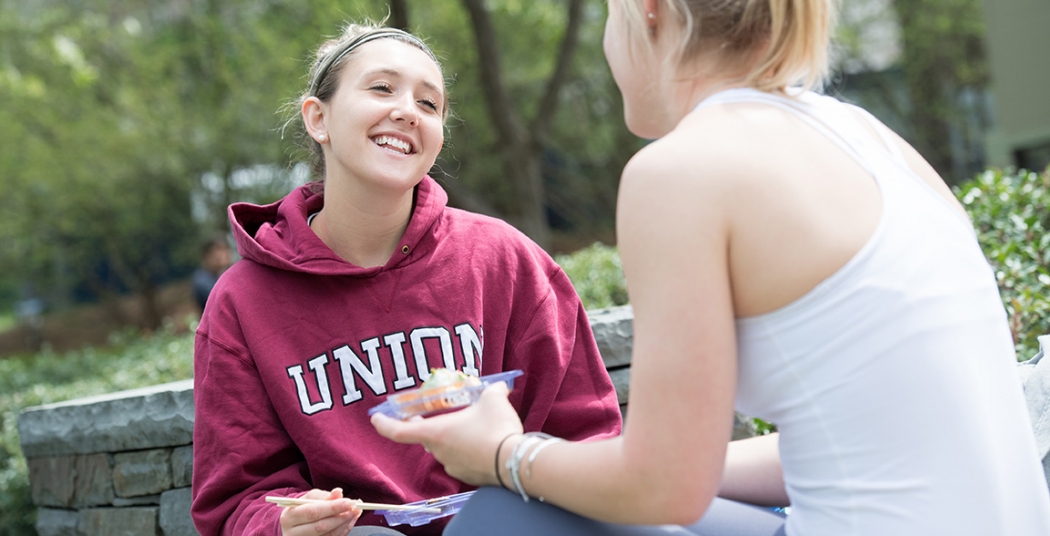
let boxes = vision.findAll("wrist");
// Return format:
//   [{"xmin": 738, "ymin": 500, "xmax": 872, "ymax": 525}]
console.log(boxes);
[
  {"xmin": 501, "ymin": 432, "xmax": 563, "ymax": 502},
  {"xmin": 494, "ymin": 433, "xmax": 518, "ymax": 489}
]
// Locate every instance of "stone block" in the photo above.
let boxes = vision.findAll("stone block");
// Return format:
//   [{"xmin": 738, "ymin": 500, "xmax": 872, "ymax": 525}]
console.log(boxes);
[
  {"xmin": 32, "ymin": 454, "xmax": 117, "ymax": 508},
  {"xmin": 36, "ymin": 508, "xmax": 81, "ymax": 536},
  {"xmin": 160, "ymin": 488, "xmax": 199, "ymax": 536},
  {"xmin": 114, "ymin": 449, "xmax": 172, "ymax": 498},
  {"xmin": 18, "ymin": 380, "xmax": 194, "ymax": 458},
  {"xmin": 114, "ymin": 495, "xmax": 161, "ymax": 507},
  {"xmin": 607, "ymin": 367, "xmax": 631, "ymax": 408},
  {"xmin": 72, "ymin": 454, "xmax": 117, "ymax": 507},
  {"xmin": 28, "ymin": 456, "xmax": 75, "ymax": 508},
  {"xmin": 171, "ymin": 445, "xmax": 193, "ymax": 488},
  {"xmin": 78, "ymin": 507, "xmax": 158, "ymax": 536},
  {"xmin": 588, "ymin": 306, "xmax": 634, "ymax": 368}
]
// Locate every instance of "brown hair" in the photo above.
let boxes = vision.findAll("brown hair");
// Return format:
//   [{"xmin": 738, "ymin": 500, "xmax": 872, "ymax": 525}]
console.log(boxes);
[
  {"xmin": 615, "ymin": 0, "xmax": 836, "ymax": 92},
  {"xmin": 285, "ymin": 22, "xmax": 448, "ymax": 180}
]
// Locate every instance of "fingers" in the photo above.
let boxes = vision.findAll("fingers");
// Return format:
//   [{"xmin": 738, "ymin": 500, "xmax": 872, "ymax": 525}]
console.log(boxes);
[
  {"xmin": 322, "ymin": 508, "xmax": 361, "ymax": 536},
  {"xmin": 481, "ymin": 380, "xmax": 511, "ymax": 398},
  {"xmin": 279, "ymin": 491, "xmax": 361, "ymax": 536},
  {"xmin": 371, "ymin": 381, "xmax": 518, "ymax": 447},
  {"xmin": 371, "ymin": 412, "xmax": 428, "ymax": 444},
  {"xmin": 475, "ymin": 382, "xmax": 512, "ymax": 411}
]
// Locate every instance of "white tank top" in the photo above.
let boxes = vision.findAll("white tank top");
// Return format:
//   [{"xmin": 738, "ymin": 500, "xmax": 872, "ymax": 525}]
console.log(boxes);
[{"xmin": 697, "ymin": 88, "xmax": 1050, "ymax": 535}]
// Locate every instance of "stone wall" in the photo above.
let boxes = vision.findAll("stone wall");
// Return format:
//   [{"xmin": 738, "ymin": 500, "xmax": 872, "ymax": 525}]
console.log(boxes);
[
  {"xmin": 18, "ymin": 380, "xmax": 196, "ymax": 536},
  {"xmin": 16, "ymin": 305, "xmax": 754, "ymax": 536}
]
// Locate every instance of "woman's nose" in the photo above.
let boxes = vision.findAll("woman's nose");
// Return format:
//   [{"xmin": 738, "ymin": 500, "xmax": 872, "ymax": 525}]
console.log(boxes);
[{"xmin": 390, "ymin": 95, "xmax": 419, "ymax": 126}]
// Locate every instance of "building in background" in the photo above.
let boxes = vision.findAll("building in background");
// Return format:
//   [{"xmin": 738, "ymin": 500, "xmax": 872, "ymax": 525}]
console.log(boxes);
[
  {"xmin": 831, "ymin": 0, "xmax": 993, "ymax": 185},
  {"xmin": 981, "ymin": 0, "xmax": 1050, "ymax": 172}
]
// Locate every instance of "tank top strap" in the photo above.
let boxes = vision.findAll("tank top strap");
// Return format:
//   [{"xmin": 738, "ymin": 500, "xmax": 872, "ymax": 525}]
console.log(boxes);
[
  {"xmin": 692, "ymin": 88, "xmax": 899, "ymax": 186},
  {"xmin": 849, "ymin": 106, "xmax": 909, "ymax": 168}
]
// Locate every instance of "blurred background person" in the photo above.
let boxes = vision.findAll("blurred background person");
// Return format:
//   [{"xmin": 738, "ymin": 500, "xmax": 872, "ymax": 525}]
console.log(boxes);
[{"xmin": 192, "ymin": 235, "xmax": 232, "ymax": 312}]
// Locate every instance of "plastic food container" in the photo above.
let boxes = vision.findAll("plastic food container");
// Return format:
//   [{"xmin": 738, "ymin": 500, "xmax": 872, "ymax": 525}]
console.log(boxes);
[
  {"xmin": 368, "ymin": 370, "xmax": 523, "ymax": 420},
  {"xmin": 377, "ymin": 491, "xmax": 476, "ymax": 527}
]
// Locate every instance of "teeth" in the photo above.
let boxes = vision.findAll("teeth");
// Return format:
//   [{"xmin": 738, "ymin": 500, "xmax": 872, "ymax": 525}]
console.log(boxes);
[{"xmin": 374, "ymin": 135, "xmax": 411, "ymax": 154}]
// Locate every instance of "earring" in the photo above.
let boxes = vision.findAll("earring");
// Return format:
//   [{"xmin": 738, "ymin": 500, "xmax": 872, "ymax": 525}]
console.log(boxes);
[
  {"xmin": 647, "ymin": 12, "xmax": 655, "ymax": 19},
  {"xmin": 317, "ymin": 134, "xmax": 327, "ymax": 143}
]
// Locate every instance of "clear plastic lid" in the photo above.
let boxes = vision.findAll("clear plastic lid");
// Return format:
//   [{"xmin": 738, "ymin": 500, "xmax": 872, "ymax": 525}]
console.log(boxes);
[
  {"xmin": 368, "ymin": 370, "xmax": 523, "ymax": 420},
  {"xmin": 376, "ymin": 491, "xmax": 476, "ymax": 527}
]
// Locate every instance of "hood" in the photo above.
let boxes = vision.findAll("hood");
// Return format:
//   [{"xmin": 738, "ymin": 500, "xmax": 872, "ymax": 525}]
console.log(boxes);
[{"xmin": 228, "ymin": 175, "xmax": 448, "ymax": 277}]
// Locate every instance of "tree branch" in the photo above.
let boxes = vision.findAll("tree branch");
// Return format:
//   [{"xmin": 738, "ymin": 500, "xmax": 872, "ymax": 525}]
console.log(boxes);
[
  {"xmin": 529, "ymin": 0, "xmax": 584, "ymax": 142},
  {"xmin": 460, "ymin": 0, "xmax": 528, "ymax": 146}
]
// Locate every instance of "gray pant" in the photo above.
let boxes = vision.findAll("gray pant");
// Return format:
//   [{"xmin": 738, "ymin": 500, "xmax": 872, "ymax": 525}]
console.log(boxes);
[
  {"xmin": 348, "ymin": 526, "xmax": 408, "ymax": 535},
  {"xmin": 443, "ymin": 487, "xmax": 786, "ymax": 536}
]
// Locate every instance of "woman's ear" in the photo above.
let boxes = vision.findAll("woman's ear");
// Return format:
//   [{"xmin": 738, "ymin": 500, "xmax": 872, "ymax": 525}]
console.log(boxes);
[
  {"xmin": 644, "ymin": 0, "xmax": 659, "ymax": 26},
  {"xmin": 302, "ymin": 96, "xmax": 328, "ymax": 144}
]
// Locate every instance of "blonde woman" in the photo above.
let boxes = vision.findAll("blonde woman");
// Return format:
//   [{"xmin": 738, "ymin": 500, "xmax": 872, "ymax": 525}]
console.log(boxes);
[{"xmin": 372, "ymin": 1, "xmax": 1050, "ymax": 534}]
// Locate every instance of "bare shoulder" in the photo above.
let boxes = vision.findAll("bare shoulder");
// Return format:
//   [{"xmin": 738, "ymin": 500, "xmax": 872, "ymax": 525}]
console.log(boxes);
[
  {"xmin": 617, "ymin": 137, "xmax": 731, "ymax": 255},
  {"xmin": 623, "ymin": 106, "xmax": 771, "ymax": 182},
  {"xmin": 618, "ymin": 102, "xmax": 809, "ymax": 225},
  {"xmin": 614, "ymin": 106, "xmax": 772, "ymax": 288}
]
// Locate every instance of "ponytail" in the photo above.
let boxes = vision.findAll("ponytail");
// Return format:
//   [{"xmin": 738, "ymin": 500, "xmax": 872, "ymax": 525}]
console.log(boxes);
[
  {"xmin": 745, "ymin": 0, "xmax": 835, "ymax": 92},
  {"xmin": 613, "ymin": 0, "xmax": 836, "ymax": 93}
]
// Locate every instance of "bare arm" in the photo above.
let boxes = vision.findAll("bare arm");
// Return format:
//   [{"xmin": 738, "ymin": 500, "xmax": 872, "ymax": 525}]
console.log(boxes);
[
  {"xmin": 719, "ymin": 433, "xmax": 789, "ymax": 507},
  {"xmin": 374, "ymin": 136, "xmax": 740, "ymax": 525}
]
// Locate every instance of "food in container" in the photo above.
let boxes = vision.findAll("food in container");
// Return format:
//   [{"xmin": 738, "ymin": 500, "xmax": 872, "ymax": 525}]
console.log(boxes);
[{"xmin": 368, "ymin": 369, "xmax": 523, "ymax": 420}]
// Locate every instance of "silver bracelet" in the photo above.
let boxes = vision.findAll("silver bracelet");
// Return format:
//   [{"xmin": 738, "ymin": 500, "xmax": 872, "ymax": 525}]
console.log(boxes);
[
  {"xmin": 505, "ymin": 432, "xmax": 550, "ymax": 502},
  {"xmin": 525, "ymin": 437, "xmax": 563, "ymax": 480}
]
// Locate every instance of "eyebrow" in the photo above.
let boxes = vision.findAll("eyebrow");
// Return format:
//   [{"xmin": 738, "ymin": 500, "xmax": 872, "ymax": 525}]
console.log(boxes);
[{"xmin": 363, "ymin": 68, "xmax": 443, "ymax": 96}]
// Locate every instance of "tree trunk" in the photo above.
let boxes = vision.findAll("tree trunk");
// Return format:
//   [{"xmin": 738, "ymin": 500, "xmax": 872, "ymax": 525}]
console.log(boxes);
[
  {"xmin": 503, "ymin": 138, "xmax": 549, "ymax": 248},
  {"xmin": 389, "ymin": 0, "xmax": 410, "ymax": 32},
  {"xmin": 459, "ymin": 0, "xmax": 585, "ymax": 250},
  {"xmin": 137, "ymin": 270, "xmax": 164, "ymax": 332}
]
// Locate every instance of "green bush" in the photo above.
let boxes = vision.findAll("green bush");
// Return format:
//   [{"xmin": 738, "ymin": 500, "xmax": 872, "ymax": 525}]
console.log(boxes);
[
  {"xmin": 0, "ymin": 319, "xmax": 195, "ymax": 535},
  {"xmin": 956, "ymin": 167, "xmax": 1050, "ymax": 360},
  {"xmin": 555, "ymin": 242, "xmax": 629, "ymax": 310}
]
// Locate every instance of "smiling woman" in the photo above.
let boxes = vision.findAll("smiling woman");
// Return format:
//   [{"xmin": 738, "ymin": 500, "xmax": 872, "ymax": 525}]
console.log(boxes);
[
  {"xmin": 286, "ymin": 26, "xmax": 449, "ymax": 269},
  {"xmin": 189, "ymin": 21, "xmax": 623, "ymax": 536}
]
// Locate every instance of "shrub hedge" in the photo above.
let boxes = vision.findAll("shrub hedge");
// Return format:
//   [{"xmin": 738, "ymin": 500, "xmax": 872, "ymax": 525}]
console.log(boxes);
[
  {"xmin": 956, "ymin": 167, "xmax": 1050, "ymax": 359},
  {"xmin": 554, "ymin": 242, "xmax": 629, "ymax": 310},
  {"xmin": 0, "ymin": 167, "xmax": 1047, "ymax": 534}
]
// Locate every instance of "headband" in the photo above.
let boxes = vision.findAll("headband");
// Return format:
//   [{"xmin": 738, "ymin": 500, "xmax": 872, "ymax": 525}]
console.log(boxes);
[{"xmin": 308, "ymin": 29, "xmax": 438, "ymax": 97}]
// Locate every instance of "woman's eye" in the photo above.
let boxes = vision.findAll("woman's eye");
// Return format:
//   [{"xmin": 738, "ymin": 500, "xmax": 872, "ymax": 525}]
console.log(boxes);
[
  {"xmin": 369, "ymin": 83, "xmax": 392, "ymax": 93},
  {"xmin": 420, "ymin": 98, "xmax": 439, "ymax": 111}
]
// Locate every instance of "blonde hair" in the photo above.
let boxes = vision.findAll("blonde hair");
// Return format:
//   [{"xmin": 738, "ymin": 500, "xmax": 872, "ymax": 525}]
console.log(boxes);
[{"xmin": 615, "ymin": 0, "xmax": 836, "ymax": 92}]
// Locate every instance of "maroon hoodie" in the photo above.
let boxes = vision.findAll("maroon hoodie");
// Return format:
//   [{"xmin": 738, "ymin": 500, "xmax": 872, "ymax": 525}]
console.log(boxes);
[{"xmin": 191, "ymin": 177, "xmax": 622, "ymax": 535}]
